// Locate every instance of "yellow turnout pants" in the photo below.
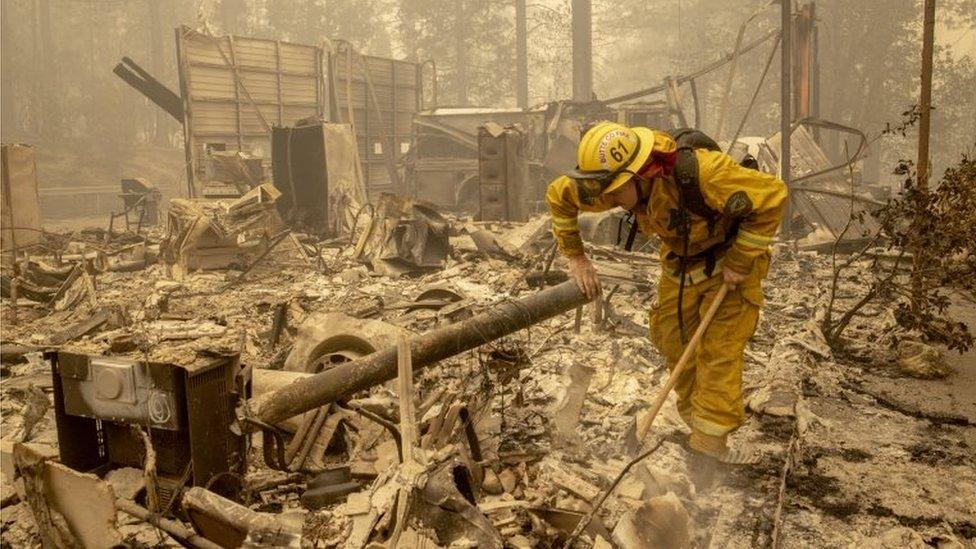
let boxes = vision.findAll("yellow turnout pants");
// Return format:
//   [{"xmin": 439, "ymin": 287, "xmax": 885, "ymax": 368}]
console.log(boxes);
[{"xmin": 649, "ymin": 255, "xmax": 768, "ymax": 437}]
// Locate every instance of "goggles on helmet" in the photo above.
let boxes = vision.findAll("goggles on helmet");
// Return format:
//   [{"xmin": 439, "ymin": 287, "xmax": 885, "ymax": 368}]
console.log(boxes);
[{"xmin": 564, "ymin": 138, "xmax": 644, "ymax": 203}]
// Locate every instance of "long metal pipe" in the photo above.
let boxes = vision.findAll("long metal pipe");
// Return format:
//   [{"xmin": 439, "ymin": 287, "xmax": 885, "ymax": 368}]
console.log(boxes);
[
  {"xmin": 780, "ymin": 0, "xmax": 792, "ymax": 237},
  {"xmin": 251, "ymin": 280, "xmax": 590, "ymax": 426}
]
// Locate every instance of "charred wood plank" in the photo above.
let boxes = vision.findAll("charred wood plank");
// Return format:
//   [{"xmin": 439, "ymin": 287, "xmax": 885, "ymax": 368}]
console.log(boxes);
[{"xmin": 113, "ymin": 57, "xmax": 183, "ymax": 121}]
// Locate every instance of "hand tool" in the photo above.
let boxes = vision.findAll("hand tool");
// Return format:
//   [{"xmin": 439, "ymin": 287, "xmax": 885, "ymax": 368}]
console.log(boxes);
[{"xmin": 623, "ymin": 283, "xmax": 731, "ymax": 456}]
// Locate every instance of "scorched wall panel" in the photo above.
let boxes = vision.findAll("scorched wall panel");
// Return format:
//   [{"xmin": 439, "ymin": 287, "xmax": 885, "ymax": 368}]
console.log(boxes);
[
  {"xmin": 328, "ymin": 45, "xmax": 421, "ymax": 196},
  {"xmin": 177, "ymin": 26, "xmax": 324, "ymax": 194}
]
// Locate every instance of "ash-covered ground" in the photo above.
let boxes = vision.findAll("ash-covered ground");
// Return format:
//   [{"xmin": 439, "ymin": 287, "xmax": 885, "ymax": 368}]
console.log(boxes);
[{"xmin": 2, "ymin": 217, "xmax": 973, "ymax": 548}]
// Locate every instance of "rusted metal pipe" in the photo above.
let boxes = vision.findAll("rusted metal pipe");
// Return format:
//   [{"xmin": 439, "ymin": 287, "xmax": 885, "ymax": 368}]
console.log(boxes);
[{"xmin": 251, "ymin": 280, "xmax": 589, "ymax": 426}]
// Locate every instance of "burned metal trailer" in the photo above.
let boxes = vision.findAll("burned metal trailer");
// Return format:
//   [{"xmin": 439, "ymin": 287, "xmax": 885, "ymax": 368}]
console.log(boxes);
[
  {"xmin": 326, "ymin": 41, "xmax": 425, "ymax": 197},
  {"xmin": 173, "ymin": 27, "xmax": 327, "ymax": 197},
  {"xmin": 409, "ymin": 107, "xmax": 546, "ymax": 217},
  {"xmin": 405, "ymin": 100, "xmax": 670, "ymax": 221},
  {"xmin": 118, "ymin": 28, "xmax": 424, "ymax": 205}
]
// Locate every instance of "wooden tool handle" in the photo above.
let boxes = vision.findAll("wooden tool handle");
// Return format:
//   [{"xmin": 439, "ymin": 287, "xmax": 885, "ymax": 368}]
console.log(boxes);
[{"xmin": 634, "ymin": 283, "xmax": 731, "ymax": 443}]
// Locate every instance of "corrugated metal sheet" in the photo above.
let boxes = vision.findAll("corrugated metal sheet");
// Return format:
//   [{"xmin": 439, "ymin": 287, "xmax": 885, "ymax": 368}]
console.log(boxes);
[
  {"xmin": 328, "ymin": 45, "xmax": 420, "ymax": 196},
  {"xmin": 177, "ymin": 26, "xmax": 324, "ymax": 193},
  {"xmin": 761, "ymin": 126, "xmax": 880, "ymax": 245}
]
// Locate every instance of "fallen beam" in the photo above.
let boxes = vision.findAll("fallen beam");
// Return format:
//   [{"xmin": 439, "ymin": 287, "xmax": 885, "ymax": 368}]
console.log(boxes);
[
  {"xmin": 251, "ymin": 280, "xmax": 589, "ymax": 426},
  {"xmin": 113, "ymin": 57, "xmax": 183, "ymax": 121}
]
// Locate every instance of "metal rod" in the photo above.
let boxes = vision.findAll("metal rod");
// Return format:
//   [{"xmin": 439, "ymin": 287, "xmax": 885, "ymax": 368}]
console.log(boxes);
[
  {"xmin": 604, "ymin": 29, "xmax": 778, "ymax": 105},
  {"xmin": 780, "ymin": 0, "xmax": 793, "ymax": 238},
  {"xmin": 726, "ymin": 33, "xmax": 782, "ymax": 152},
  {"xmin": 228, "ymin": 36, "xmax": 244, "ymax": 151},
  {"xmin": 715, "ymin": 3, "xmax": 770, "ymax": 139},
  {"xmin": 175, "ymin": 27, "xmax": 195, "ymax": 197},
  {"xmin": 251, "ymin": 280, "xmax": 591, "ymax": 426}
]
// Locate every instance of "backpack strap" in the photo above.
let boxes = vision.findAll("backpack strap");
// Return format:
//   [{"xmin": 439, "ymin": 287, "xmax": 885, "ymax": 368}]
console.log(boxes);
[
  {"xmin": 667, "ymin": 128, "xmax": 728, "ymax": 344},
  {"xmin": 672, "ymin": 146, "xmax": 714, "ymax": 345},
  {"xmin": 673, "ymin": 146, "xmax": 719, "ymax": 233},
  {"xmin": 669, "ymin": 128, "xmax": 721, "ymax": 152}
]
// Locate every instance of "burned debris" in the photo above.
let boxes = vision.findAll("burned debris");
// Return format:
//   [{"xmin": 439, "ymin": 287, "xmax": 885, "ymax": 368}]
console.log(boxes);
[{"xmin": 3, "ymin": 2, "xmax": 975, "ymax": 549}]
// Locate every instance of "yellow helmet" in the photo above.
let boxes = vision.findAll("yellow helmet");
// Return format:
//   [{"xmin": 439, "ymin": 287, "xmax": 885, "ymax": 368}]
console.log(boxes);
[{"xmin": 566, "ymin": 121, "xmax": 656, "ymax": 198}]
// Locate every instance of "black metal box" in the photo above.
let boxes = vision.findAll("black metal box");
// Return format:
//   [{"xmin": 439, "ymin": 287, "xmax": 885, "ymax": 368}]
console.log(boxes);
[{"xmin": 49, "ymin": 351, "xmax": 249, "ymax": 508}]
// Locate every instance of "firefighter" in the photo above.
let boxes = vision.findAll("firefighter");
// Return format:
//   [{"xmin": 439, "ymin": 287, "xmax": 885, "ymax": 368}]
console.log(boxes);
[{"xmin": 546, "ymin": 122, "xmax": 788, "ymax": 463}]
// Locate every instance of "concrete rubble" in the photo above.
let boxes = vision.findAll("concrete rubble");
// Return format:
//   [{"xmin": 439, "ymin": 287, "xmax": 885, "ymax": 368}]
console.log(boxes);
[{"xmin": 1, "ymin": 206, "xmax": 973, "ymax": 548}]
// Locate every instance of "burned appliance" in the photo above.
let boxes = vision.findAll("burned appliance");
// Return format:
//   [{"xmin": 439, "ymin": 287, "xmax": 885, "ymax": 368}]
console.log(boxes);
[
  {"xmin": 271, "ymin": 120, "xmax": 369, "ymax": 237},
  {"xmin": 478, "ymin": 123, "xmax": 531, "ymax": 221},
  {"xmin": 49, "ymin": 351, "xmax": 250, "ymax": 510}
]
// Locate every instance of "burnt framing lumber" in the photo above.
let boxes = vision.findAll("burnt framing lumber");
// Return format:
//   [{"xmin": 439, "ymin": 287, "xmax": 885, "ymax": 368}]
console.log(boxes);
[
  {"xmin": 112, "ymin": 57, "xmax": 183, "ymax": 122},
  {"xmin": 251, "ymin": 280, "xmax": 591, "ymax": 426}
]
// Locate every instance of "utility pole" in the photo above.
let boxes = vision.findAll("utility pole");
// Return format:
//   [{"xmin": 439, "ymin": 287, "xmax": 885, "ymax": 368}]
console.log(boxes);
[
  {"xmin": 571, "ymin": 0, "xmax": 593, "ymax": 102},
  {"xmin": 917, "ymin": 0, "xmax": 935, "ymax": 188},
  {"xmin": 780, "ymin": 0, "xmax": 792, "ymax": 238},
  {"xmin": 792, "ymin": 3, "xmax": 820, "ymax": 142},
  {"xmin": 516, "ymin": 0, "xmax": 528, "ymax": 109},
  {"xmin": 455, "ymin": 1, "xmax": 469, "ymax": 106},
  {"xmin": 148, "ymin": 0, "xmax": 165, "ymax": 143},
  {"xmin": 793, "ymin": 4, "xmax": 813, "ymax": 120},
  {"xmin": 913, "ymin": 0, "xmax": 936, "ymax": 311}
]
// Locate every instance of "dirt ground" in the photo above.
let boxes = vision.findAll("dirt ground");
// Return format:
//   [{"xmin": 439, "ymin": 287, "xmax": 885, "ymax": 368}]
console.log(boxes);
[{"xmin": 741, "ymin": 285, "xmax": 976, "ymax": 548}]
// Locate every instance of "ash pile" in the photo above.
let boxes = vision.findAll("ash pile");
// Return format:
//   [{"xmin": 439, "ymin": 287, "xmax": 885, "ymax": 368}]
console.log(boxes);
[{"xmin": 1, "ymin": 182, "xmax": 972, "ymax": 548}]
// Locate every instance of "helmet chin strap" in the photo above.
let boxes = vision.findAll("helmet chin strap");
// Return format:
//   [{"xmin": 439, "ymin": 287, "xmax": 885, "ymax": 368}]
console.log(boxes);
[
  {"xmin": 623, "ymin": 173, "xmax": 652, "ymax": 212},
  {"xmin": 618, "ymin": 175, "xmax": 651, "ymax": 251},
  {"xmin": 637, "ymin": 176, "xmax": 652, "ymax": 204}
]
